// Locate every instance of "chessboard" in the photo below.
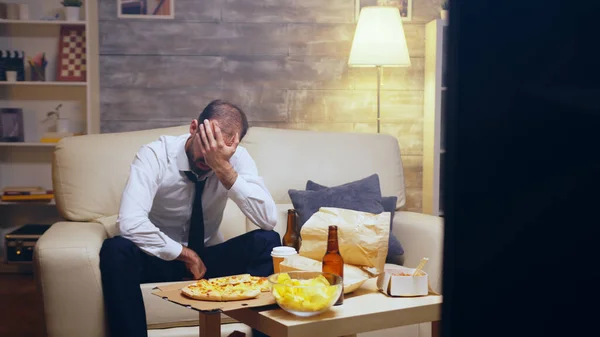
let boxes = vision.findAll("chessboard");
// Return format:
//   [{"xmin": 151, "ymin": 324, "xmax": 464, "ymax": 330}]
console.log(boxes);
[{"xmin": 57, "ymin": 25, "xmax": 86, "ymax": 82}]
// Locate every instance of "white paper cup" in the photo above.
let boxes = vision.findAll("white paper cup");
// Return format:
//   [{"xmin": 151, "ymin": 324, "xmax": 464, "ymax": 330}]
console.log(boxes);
[
  {"xmin": 271, "ymin": 246, "xmax": 297, "ymax": 274},
  {"xmin": 6, "ymin": 71, "xmax": 17, "ymax": 82}
]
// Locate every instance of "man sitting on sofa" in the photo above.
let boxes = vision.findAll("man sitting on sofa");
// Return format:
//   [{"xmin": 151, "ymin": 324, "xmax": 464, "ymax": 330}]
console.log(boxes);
[{"xmin": 99, "ymin": 99, "xmax": 280, "ymax": 337}]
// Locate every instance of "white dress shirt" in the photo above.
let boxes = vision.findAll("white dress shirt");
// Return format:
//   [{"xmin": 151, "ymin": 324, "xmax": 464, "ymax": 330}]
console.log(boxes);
[{"xmin": 117, "ymin": 133, "xmax": 278, "ymax": 261}]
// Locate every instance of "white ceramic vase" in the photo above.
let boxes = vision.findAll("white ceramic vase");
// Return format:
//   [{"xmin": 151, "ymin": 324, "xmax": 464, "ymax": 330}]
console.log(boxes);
[
  {"xmin": 18, "ymin": 4, "xmax": 29, "ymax": 20},
  {"xmin": 56, "ymin": 118, "xmax": 70, "ymax": 133},
  {"xmin": 441, "ymin": 10, "xmax": 448, "ymax": 20},
  {"xmin": 65, "ymin": 6, "xmax": 80, "ymax": 21},
  {"xmin": 5, "ymin": 71, "xmax": 17, "ymax": 82}
]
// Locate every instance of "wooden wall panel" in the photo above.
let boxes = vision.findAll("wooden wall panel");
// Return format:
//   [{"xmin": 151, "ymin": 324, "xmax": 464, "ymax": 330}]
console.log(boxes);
[{"xmin": 98, "ymin": 0, "xmax": 446, "ymax": 212}]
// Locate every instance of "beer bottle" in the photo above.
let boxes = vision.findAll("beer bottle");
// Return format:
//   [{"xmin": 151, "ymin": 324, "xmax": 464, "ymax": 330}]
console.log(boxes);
[
  {"xmin": 282, "ymin": 209, "xmax": 300, "ymax": 251},
  {"xmin": 322, "ymin": 225, "xmax": 344, "ymax": 305}
]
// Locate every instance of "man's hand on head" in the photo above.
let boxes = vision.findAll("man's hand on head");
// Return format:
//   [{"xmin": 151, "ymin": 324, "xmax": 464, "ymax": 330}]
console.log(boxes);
[
  {"xmin": 198, "ymin": 119, "xmax": 239, "ymax": 189},
  {"xmin": 176, "ymin": 246, "xmax": 207, "ymax": 280}
]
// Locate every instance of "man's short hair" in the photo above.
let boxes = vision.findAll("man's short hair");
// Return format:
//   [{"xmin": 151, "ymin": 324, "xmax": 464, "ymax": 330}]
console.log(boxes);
[{"xmin": 198, "ymin": 99, "xmax": 249, "ymax": 140}]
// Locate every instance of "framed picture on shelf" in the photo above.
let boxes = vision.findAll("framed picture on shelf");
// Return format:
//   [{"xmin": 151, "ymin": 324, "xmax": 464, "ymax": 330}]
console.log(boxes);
[
  {"xmin": 0, "ymin": 108, "xmax": 24, "ymax": 142},
  {"xmin": 118, "ymin": 0, "xmax": 175, "ymax": 19},
  {"xmin": 355, "ymin": 0, "xmax": 412, "ymax": 22},
  {"xmin": 57, "ymin": 25, "xmax": 86, "ymax": 82}
]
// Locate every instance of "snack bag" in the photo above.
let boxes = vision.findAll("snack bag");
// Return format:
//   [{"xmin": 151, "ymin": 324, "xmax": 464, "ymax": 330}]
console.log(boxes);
[{"xmin": 298, "ymin": 207, "xmax": 390, "ymax": 273}]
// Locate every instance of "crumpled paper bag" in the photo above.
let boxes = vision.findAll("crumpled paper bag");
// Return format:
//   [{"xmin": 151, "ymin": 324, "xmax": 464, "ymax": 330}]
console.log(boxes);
[
  {"xmin": 298, "ymin": 207, "xmax": 390, "ymax": 273},
  {"xmin": 279, "ymin": 254, "xmax": 370, "ymax": 294}
]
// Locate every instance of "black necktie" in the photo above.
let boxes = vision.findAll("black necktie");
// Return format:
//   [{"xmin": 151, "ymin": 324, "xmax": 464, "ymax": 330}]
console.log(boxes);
[{"xmin": 184, "ymin": 171, "xmax": 206, "ymax": 259}]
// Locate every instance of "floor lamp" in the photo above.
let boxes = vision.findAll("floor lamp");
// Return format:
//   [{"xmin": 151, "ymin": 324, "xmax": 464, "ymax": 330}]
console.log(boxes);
[{"xmin": 348, "ymin": 6, "xmax": 411, "ymax": 133}]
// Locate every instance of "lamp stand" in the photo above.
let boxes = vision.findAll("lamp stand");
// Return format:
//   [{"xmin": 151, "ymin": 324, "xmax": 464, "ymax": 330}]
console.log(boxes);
[{"xmin": 376, "ymin": 65, "xmax": 382, "ymax": 133}]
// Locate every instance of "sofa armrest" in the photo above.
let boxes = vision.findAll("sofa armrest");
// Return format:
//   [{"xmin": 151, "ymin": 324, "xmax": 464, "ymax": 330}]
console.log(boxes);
[
  {"xmin": 392, "ymin": 211, "xmax": 444, "ymax": 293},
  {"xmin": 34, "ymin": 221, "xmax": 108, "ymax": 337}
]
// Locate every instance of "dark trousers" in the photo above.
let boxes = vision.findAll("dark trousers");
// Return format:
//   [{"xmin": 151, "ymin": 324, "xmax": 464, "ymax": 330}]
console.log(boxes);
[{"xmin": 99, "ymin": 229, "xmax": 281, "ymax": 337}]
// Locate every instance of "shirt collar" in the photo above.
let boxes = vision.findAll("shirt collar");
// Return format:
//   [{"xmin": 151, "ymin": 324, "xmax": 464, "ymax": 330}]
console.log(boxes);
[{"xmin": 175, "ymin": 134, "xmax": 192, "ymax": 172}]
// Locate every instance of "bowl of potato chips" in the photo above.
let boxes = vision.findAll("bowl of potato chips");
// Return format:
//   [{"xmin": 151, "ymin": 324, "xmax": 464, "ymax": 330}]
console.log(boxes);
[{"xmin": 268, "ymin": 271, "xmax": 343, "ymax": 317}]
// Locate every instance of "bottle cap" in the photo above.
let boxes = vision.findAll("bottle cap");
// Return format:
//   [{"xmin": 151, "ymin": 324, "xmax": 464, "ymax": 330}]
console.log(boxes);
[{"xmin": 271, "ymin": 246, "xmax": 297, "ymax": 257}]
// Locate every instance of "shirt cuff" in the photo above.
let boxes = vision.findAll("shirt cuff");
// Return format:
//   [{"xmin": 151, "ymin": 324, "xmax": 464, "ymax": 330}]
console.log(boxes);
[
  {"xmin": 228, "ymin": 174, "xmax": 252, "ymax": 204},
  {"xmin": 158, "ymin": 238, "xmax": 183, "ymax": 261}
]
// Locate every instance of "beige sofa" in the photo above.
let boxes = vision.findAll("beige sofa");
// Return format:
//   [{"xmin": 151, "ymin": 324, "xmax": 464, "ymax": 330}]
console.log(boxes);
[{"xmin": 33, "ymin": 126, "xmax": 444, "ymax": 337}]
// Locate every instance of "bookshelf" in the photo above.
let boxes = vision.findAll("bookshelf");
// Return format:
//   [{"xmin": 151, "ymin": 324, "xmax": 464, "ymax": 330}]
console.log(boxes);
[
  {"xmin": 0, "ymin": 199, "xmax": 56, "ymax": 205},
  {"xmin": 0, "ymin": 19, "xmax": 86, "ymax": 26},
  {"xmin": 0, "ymin": 80, "xmax": 87, "ymax": 86},
  {"xmin": 0, "ymin": 141, "xmax": 55, "ymax": 147},
  {"xmin": 0, "ymin": 0, "xmax": 99, "ymax": 270},
  {"xmin": 423, "ymin": 18, "xmax": 448, "ymax": 217}
]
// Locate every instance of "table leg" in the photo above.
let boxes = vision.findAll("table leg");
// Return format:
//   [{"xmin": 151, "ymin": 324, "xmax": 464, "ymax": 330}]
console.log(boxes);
[
  {"xmin": 199, "ymin": 311, "xmax": 221, "ymax": 337},
  {"xmin": 432, "ymin": 320, "xmax": 441, "ymax": 337}
]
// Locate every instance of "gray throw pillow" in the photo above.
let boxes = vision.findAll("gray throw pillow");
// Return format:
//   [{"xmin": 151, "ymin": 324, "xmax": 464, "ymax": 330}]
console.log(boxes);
[
  {"xmin": 306, "ymin": 180, "xmax": 405, "ymax": 261},
  {"xmin": 288, "ymin": 174, "xmax": 385, "ymax": 231}
]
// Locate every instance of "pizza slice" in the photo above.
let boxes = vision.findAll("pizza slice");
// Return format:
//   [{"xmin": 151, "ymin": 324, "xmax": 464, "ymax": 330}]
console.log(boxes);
[
  {"xmin": 209, "ymin": 274, "xmax": 253, "ymax": 286},
  {"xmin": 248, "ymin": 276, "xmax": 270, "ymax": 292},
  {"xmin": 221, "ymin": 287, "xmax": 261, "ymax": 301},
  {"xmin": 181, "ymin": 280, "xmax": 222, "ymax": 301}
]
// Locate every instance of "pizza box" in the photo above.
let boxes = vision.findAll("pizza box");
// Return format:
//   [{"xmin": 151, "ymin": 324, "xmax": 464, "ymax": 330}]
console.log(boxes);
[{"xmin": 151, "ymin": 279, "xmax": 277, "ymax": 313}]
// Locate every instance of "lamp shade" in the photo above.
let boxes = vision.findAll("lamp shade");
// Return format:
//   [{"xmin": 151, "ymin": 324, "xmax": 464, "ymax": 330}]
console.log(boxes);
[{"xmin": 348, "ymin": 6, "xmax": 411, "ymax": 67}]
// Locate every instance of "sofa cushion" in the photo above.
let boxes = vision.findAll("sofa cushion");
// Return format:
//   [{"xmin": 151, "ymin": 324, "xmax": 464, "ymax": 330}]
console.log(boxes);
[
  {"xmin": 53, "ymin": 125, "xmax": 190, "ymax": 221},
  {"xmin": 53, "ymin": 126, "xmax": 406, "ymax": 223},
  {"xmin": 94, "ymin": 214, "xmax": 118, "ymax": 238},
  {"xmin": 288, "ymin": 174, "xmax": 385, "ymax": 229},
  {"xmin": 240, "ymin": 127, "xmax": 406, "ymax": 210},
  {"xmin": 306, "ymin": 180, "xmax": 405, "ymax": 261}
]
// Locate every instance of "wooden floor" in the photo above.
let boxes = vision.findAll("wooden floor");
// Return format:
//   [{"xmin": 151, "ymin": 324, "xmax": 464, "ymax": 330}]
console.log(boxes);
[{"xmin": 0, "ymin": 273, "xmax": 45, "ymax": 337}]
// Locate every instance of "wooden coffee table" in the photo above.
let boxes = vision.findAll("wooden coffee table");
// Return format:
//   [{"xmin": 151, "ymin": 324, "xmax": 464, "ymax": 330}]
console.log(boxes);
[{"xmin": 195, "ymin": 278, "xmax": 442, "ymax": 337}]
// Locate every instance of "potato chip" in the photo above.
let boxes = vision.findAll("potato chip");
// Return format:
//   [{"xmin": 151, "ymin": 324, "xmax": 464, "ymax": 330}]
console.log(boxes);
[{"xmin": 272, "ymin": 273, "xmax": 340, "ymax": 312}]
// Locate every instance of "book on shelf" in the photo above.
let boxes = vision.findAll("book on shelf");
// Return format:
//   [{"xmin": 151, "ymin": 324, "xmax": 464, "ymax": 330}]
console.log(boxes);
[
  {"xmin": 1, "ymin": 194, "xmax": 54, "ymax": 202},
  {"xmin": 1, "ymin": 186, "xmax": 53, "ymax": 202},
  {"xmin": 40, "ymin": 132, "xmax": 83, "ymax": 143},
  {"xmin": 2, "ymin": 186, "xmax": 47, "ymax": 192}
]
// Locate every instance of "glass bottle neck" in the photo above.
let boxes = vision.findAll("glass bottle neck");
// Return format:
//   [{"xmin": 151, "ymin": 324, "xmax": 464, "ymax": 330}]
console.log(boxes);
[
  {"xmin": 326, "ymin": 230, "xmax": 339, "ymax": 253},
  {"xmin": 286, "ymin": 213, "xmax": 296, "ymax": 232}
]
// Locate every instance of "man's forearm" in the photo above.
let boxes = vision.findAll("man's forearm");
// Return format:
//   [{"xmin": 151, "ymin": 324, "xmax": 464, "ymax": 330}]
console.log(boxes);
[
  {"xmin": 213, "ymin": 161, "xmax": 238, "ymax": 190},
  {"xmin": 176, "ymin": 246, "xmax": 199, "ymax": 263},
  {"xmin": 226, "ymin": 175, "xmax": 278, "ymax": 230},
  {"xmin": 118, "ymin": 213, "xmax": 182, "ymax": 261}
]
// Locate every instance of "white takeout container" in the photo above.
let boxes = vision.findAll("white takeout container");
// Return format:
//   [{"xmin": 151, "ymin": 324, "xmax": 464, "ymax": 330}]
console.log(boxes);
[{"xmin": 377, "ymin": 264, "xmax": 429, "ymax": 297}]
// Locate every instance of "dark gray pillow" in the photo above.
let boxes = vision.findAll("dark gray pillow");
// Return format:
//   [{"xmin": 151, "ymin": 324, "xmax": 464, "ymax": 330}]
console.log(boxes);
[
  {"xmin": 288, "ymin": 174, "xmax": 385, "ymax": 231},
  {"xmin": 306, "ymin": 179, "xmax": 405, "ymax": 261}
]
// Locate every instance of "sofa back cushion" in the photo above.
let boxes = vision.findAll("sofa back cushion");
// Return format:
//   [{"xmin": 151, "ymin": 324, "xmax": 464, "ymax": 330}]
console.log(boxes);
[
  {"xmin": 52, "ymin": 125, "xmax": 189, "ymax": 221},
  {"xmin": 241, "ymin": 127, "xmax": 406, "ymax": 210},
  {"xmin": 52, "ymin": 125, "xmax": 406, "ymax": 222}
]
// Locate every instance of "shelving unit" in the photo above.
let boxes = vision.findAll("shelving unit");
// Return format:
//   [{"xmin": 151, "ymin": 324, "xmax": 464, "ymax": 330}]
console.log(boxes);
[
  {"xmin": 0, "ymin": 81, "xmax": 87, "ymax": 86},
  {"xmin": 423, "ymin": 18, "xmax": 448, "ymax": 217},
  {"xmin": 0, "ymin": 19, "xmax": 86, "ymax": 26},
  {"xmin": 0, "ymin": 142, "xmax": 55, "ymax": 147},
  {"xmin": 0, "ymin": 199, "xmax": 55, "ymax": 205},
  {"xmin": 0, "ymin": 1, "xmax": 99, "ymax": 270}
]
